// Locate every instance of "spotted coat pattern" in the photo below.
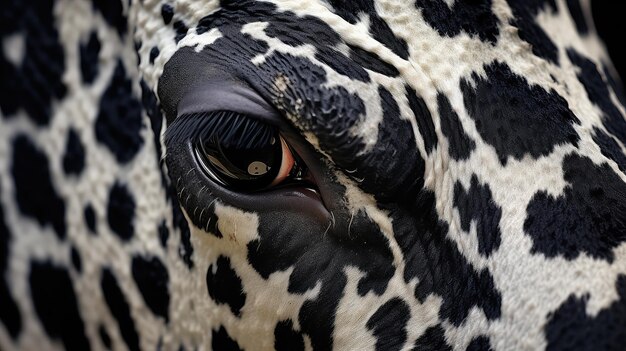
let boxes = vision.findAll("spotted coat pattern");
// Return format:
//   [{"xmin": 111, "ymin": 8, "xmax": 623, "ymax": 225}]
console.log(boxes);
[{"xmin": 1, "ymin": 0, "xmax": 626, "ymax": 350}]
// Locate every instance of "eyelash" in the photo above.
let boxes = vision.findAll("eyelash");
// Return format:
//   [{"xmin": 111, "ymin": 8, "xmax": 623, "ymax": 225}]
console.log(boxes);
[{"xmin": 165, "ymin": 110, "xmax": 308, "ymax": 191}]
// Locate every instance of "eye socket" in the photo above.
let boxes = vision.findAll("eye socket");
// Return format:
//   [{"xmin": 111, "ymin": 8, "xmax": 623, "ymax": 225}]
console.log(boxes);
[{"xmin": 190, "ymin": 110, "xmax": 308, "ymax": 192}]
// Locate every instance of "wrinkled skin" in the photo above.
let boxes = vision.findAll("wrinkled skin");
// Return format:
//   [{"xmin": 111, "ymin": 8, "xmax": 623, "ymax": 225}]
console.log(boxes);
[{"xmin": 1, "ymin": 0, "xmax": 626, "ymax": 350}]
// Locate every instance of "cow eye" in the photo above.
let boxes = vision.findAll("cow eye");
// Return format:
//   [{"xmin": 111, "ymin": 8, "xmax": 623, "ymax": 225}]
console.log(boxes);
[{"xmin": 187, "ymin": 110, "xmax": 307, "ymax": 192}]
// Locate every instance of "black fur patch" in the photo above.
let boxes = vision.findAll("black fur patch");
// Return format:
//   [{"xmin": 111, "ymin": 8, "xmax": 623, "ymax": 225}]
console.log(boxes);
[
  {"xmin": 348, "ymin": 45, "xmax": 399, "ymax": 77},
  {"xmin": 131, "ymin": 255, "xmax": 170, "ymax": 322},
  {"xmin": 80, "ymin": 31, "xmax": 101, "ymax": 84},
  {"xmin": 315, "ymin": 46, "xmax": 370, "ymax": 82},
  {"xmin": 565, "ymin": 0, "xmax": 588, "ymax": 34},
  {"xmin": 158, "ymin": 220, "xmax": 169, "ymax": 248},
  {"xmin": 593, "ymin": 127, "xmax": 626, "ymax": 173},
  {"xmin": 11, "ymin": 135, "xmax": 66, "ymax": 239},
  {"xmin": 0, "ymin": 0, "xmax": 67, "ymax": 125},
  {"xmin": 524, "ymin": 154, "xmax": 626, "ymax": 262},
  {"xmin": 206, "ymin": 256, "xmax": 246, "ymax": 317},
  {"xmin": 438, "ymin": 93, "xmax": 475, "ymax": 160},
  {"xmin": 106, "ymin": 182, "xmax": 135, "ymax": 241},
  {"xmin": 461, "ymin": 61, "xmax": 580, "ymax": 164},
  {"xmin": 161, "ymin": 4, "xmax": 174, "ymax": 25},
  {"xmin": 29, "ymin": 261, "xmax": 90, "ymax": 350},
  {"xmin": 139, "ymin": 79, "xmax": 170, "ymax": 197},
  {"xmin": 92, "ymin": 0, "xmax": 127, "ymax": 37},
  {"xmin": 453, "ymin": 175, "xmax": 502, "ymax": 257},
  {"xmin": 98, "ymin": 324, "xmax": 112, "ymax": 349},
  {"xmin": 366, "ymin": 298, "xmax": 411, "ymax": 351},
  {"xmin": 101, "ymin": 268, "xmax": 140, "ymax": 351},
  {"xmin": 545, "ymin": 275, "xmax": 626, "ymax": 350},
  {"xmin": 171, "ymin": 192, "xmax": 194, "ymax": 268},
  {"xmin": 324, "ymin": 0, "xmax": 409, "ymax": 59},
  {"xmin": 395, "ymin": 191, "xmax": 502, "ymax": 326},
  {"xmin": 0, "ymin": 189, "xmax": 22, "ymax": 339},
  {"xmin": 274, "ymin": 320, "xmax": 304, "ymax": 351},
  {"xmin": 507, "ymin": 0, "xmax": 559, "ymax": 63},
  {"xmin": 568, "ymin": 49, "xmax": 626, "ymax": 145},
  {"xmin": 415, "ymin": 0, "xmax": 499, "ymax": 44},
  {"xmin": 212, "ymin": 326, "xmax": 243, "ymax": 351},
  {"xmin": 95, "ymin": 59, "xmax": 143, "ymax": 164},
  {"xmin": 412, "ymin": 324, "xmax": 452, "ymax": 351},
  {"xmin": 149, "ymin": 47, "xmax": 160, "ymax": 64},
  {"xmin": 602, "ymin": 64, "xmax": 626, "ymax": 108},
  {"xmin": 63, "ymin": 129, "xmax": 86, "ymax": 176},
  {"xmin": 350, "ymin": 86, "xmax": 424, "ymax": 201},
  {"xmin": 173, "ymin": 20, "xmax": 188, "ymax": 43},
  {"xmin": 84, "ymin": 204, "xmax": 97, "ymax": 234},
  {"xmin": 466, "ymin": 335, "xmax": 493, "ymax": 351},
  {"xmin": 406, "ymin": 85, "xmax": 437, "ymax": 154},
  {"xmin": 70, "ymin": 246, "xmax": 82, "ymax": 273}
]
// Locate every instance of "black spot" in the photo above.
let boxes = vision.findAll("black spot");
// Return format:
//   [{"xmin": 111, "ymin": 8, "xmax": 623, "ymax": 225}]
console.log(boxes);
[
  {"xmin": 314, "ymin": 46, "xmax": 370, "ymax": 82},
  {"xmin": 415, "ymin": 0, "xmax": 499, "ymax": 43},
  {"xmin": 603, "ymin": 64, "xmax": 626, "ymax": 109},
  {"xmin": 368, "ymin": 14, "xmax": 410, "ymax": 59},
  {"xmin": 62, "ymin": 129, "xmax": 86, "ymax": 176},
  {"xmin": 92, "ymin": 0, "xmax": 127, "ymax": 37},
  {"xmin": 158, "ymin": 220, "xmax": 169, "ymax": 248},
  {"xmin": 593, "ymin": 127, "xmax": 626, "ymax": 173},
  {"xmin": 134, "ymin": 40, "xmax": 141, "ymax": 65},
  {"xmin": 131, "ymin": 256, "xmax": 170, "ymax": 322},
  {"xmin": 149, "ymin": 46, "xmax": 160, "ymax": 64},
  {"xmin": 0, "ymin": 188, "xmax": 22, "ymax": 339},
  {"xmin": 161, "ymin": 4, "xmax": 174, "ymax": 24},
  {"xmin": 173, "ymin": 20, "xmax": 188, "ymax": 43},
  {"xmin": 171, "ymin": 193, "xmax": 194, "ymax": 268},
  {"xmin": 95, "ymin": 59, "xmax": 143, "ymax": 164},
  {"xmin": 274, "ymin": 320, "xmax": 304, "ymax": 351},
  {"xmin": 438, "ymin": 93, "xmax": 475, "ymax": 160},
  {"xmin": 139, "ymin": 79, "xmax": 170, "ymax": 197},
  {"xmin": 545, "ymin": 275, "xmax": 626, "ymax": 350},
  {"xmin": 342, "ymin": 86, "xmax": 424, "ymax": 201},
  {"xmin": 395, "ymin": 191, "xmax": 502, "ymax": 326},
  {"xmin": 0, "ymin": 0, "xmax": 67, "ymax": 125},
  {"xmin": 70, "ymin": 246, "xmax": 82, "ymax": 273},
  {"xmin": 101, "ymin": 268, "xmax": 140, "ymax": 351},
  {"xmin": 568, "ymin": 49, "xmax": 626, "ymax": 146},
  {"xmin": 11, "ymin": 135, "xmax": 66, "ymax": 239},
  {"xmin": 29, "ymin": 261, "xmax": 90, "ymax": 350},
  {"xmin": 412, "ymin": 325, "xmax": 452, "ymax": 351},
  {"xmin": 80, "ymin": 31, "xmax": 101, "ymax": 84},
  {"xmin": 507, "ymin": 0, "xmax": 559, "ymax": 63},
  {"xmin": 366, "ymin": 298, "xmax": 411, "ymax": 351},
  {"xmin": 84, "ymin": 204, "xmax": 97, "ymax": 234},
  {"xmin": 99, "ymin": 324, "xmax": 112, "ymax": 350},
  {"xmin": 461, "ymin": 61, "xmax": 580, "ymax": 164},
  {"xmin": 348, "ymin": 44, "xmax": 399, "ymax": 77},
  {"xmin": 212, "ymin": 326, "xmax": 242, "ymax": 351},
  {"xmin": 453, "ymin": 175, "xmax": 502, "ymax": 257},
  {"xmin": 206, "ymin": 256, "xmax": 246, "ymax": 317},
  {"xmin": 566, "ymin": 0, "xmax": 588, "ymax": 34},
  {"xmin": 262, "ymin": 8, "xmax": 341, "ymax": 48},
  {"xmin": 524, "ymin": 154, "xmax": 626, "ymax": 262},
  {"xmin": 406, "ymin": 85, "xmax": 437, "ymax": 154},
  {"xmin": 107, "ymin": 182, "xmax": 135, "ymax": 241},
  {"xmin": 466, "ymin": 335, "xmax": 493, "ymax": 351},
  {"xmin": 324, "ymin": 0, "xmax": 409, "ymax": 58}
]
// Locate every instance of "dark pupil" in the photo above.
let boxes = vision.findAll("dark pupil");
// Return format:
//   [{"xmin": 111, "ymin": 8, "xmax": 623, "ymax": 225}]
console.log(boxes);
[{"xmin": 195, "ymin": 111, "xmax": 282, "ymax": 191}]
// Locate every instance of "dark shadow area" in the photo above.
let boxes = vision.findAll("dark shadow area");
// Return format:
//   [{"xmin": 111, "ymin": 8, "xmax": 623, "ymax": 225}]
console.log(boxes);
[{"xmin": 592, "ymin": 2, "xmax": 626, "ymax": 82}]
